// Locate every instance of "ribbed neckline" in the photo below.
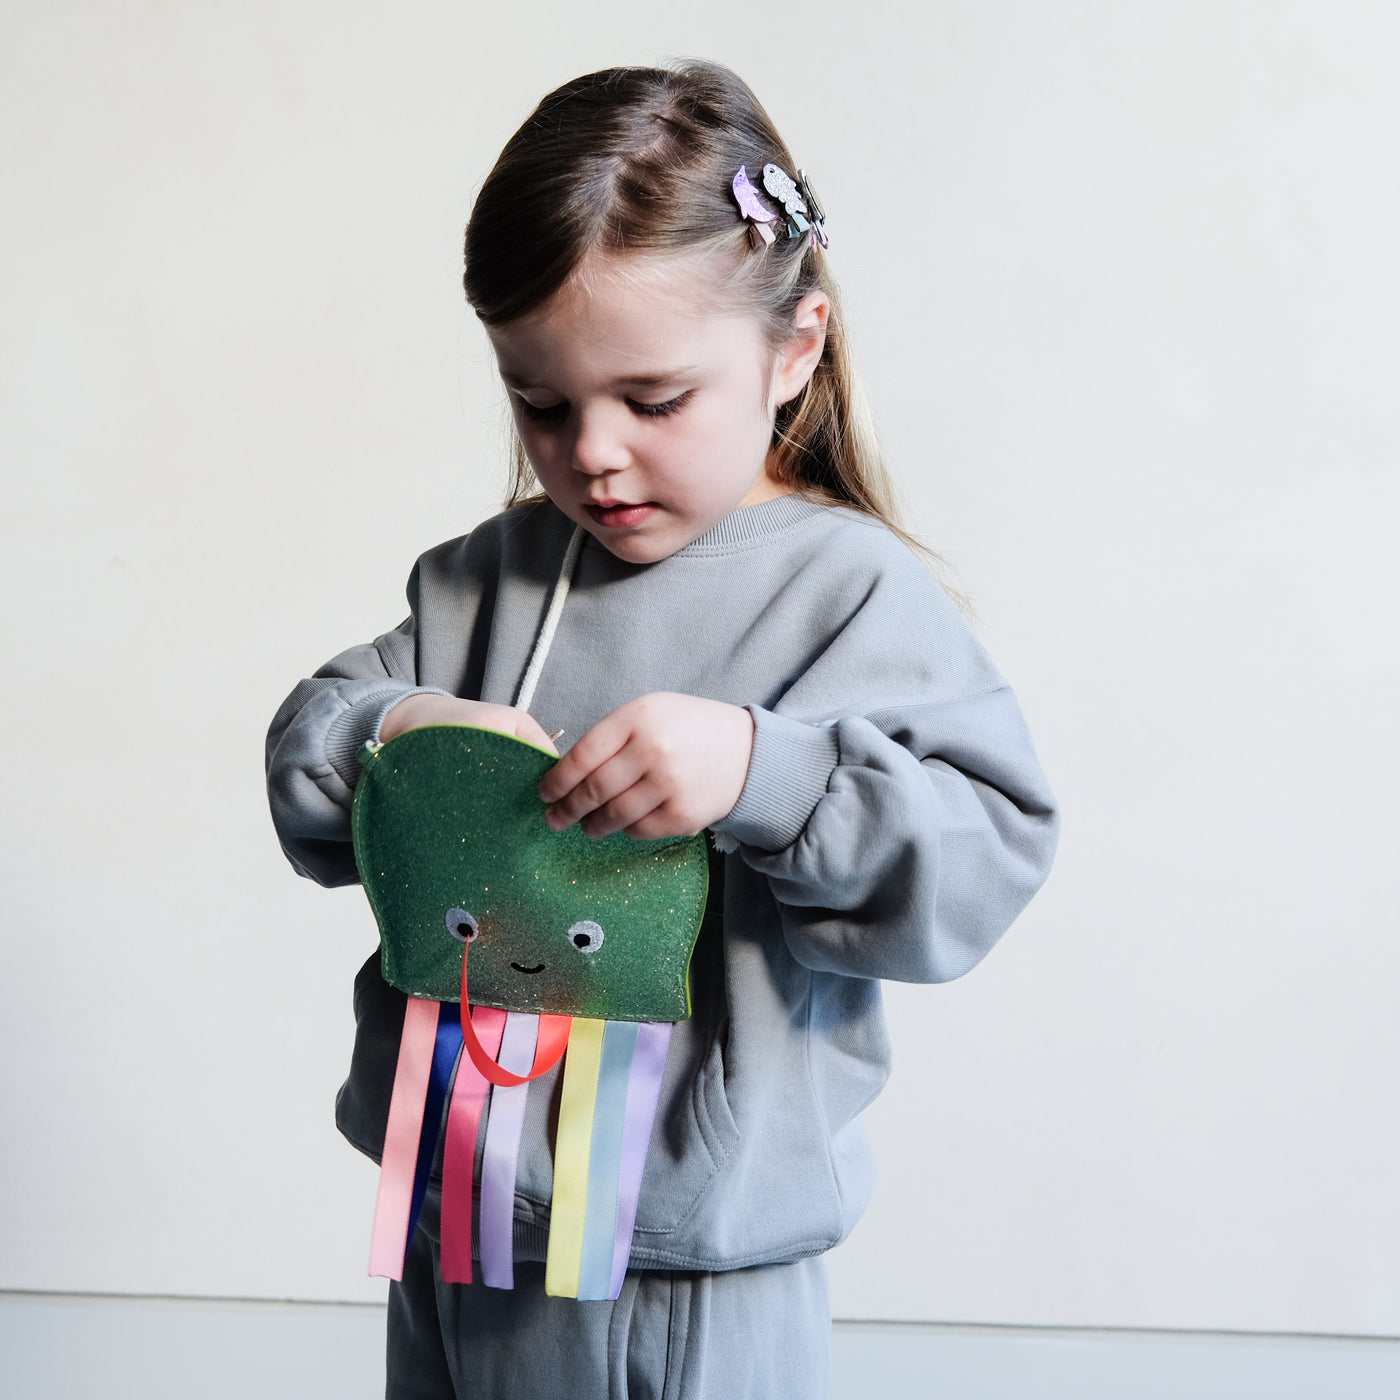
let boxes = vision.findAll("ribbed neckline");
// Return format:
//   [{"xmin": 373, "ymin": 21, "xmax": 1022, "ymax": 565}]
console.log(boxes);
[{"xmin": 675, "ymin": 493, "xmax": 828, "ymax": 556}]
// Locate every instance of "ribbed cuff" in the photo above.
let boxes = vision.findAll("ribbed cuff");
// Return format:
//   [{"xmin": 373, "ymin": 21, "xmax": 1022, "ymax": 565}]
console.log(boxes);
[
  {"xmin": 324, "ymin": 687, "xmax": 454, "ymax": 789},
  {"xmin": 711, "ymin": 706, "xmax": 840, "ymax": 853}
]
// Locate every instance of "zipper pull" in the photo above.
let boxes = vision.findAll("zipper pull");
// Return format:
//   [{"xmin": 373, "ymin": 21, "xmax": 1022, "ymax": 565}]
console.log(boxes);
[{"xmin": 358, "ymin": 739, "xmax": 382, "ymax": 768}]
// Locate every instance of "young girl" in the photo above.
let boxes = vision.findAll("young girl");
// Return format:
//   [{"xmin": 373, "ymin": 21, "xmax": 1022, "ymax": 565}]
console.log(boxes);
[{"xmin": 267, "ymin": 60, "xmax": 1058, "ymax": 1399}]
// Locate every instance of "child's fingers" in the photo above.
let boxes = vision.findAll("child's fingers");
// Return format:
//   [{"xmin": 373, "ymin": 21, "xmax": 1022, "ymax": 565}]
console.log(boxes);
[
  {"xmin": 543, "ymin": 743, "xmax": 647, "ymax": 830},
  {"xmin": 575, "ymin": 774, "xmax": 717, "ymax": 842},
  {"xmin": 570, "ymin": 785, "xmax": 715, "ymax": 841},
  {"xmin": 538, "ymin": 712, "xmax": 632, "ymax": 806},
  {"xmin": 576, "ymin": 776, "xmax": 666, "ymax": 839}
]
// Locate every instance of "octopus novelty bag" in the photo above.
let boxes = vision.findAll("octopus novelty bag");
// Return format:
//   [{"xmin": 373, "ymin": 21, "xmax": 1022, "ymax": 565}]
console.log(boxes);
[{"xmin": 352, "ymin": 718, "xmax": 707, "ymax": 1301}]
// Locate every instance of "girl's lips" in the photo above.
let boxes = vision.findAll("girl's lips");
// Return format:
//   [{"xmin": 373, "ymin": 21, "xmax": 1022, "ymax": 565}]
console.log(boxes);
[{"xmin": 586, "ymin": 501, "xmax": 655, "ymax": 529}]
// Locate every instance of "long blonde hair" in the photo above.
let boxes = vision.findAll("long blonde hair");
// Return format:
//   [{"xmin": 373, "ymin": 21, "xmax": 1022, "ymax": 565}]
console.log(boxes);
[{"xmin": 463, "ymin": 60, "xmax": 924, "ymax": 557}]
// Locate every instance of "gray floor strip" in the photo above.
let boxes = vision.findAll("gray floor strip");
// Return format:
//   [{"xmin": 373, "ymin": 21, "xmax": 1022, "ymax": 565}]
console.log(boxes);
[{"xmin": 3, "ymin": 1291, "xmax": 1399, "ymax": 1399}]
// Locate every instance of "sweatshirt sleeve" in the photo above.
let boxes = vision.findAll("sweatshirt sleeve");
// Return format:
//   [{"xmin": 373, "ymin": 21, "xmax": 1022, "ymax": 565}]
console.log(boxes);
[
  {"xmin": 709, "ymin": 554, "xmax": 1059, "ymax": 985},
  {"xmin": 264, "ymin": 561, "xmax": 451, "ymax": 888}
]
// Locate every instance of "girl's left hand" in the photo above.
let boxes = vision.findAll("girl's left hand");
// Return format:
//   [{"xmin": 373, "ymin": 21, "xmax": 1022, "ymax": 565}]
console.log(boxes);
[{"xmin": 538, "ymin": 692, "xmax": 755, "ymax": 840}]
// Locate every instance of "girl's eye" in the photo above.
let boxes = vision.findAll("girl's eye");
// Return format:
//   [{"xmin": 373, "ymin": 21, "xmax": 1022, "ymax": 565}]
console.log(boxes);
[
  {"xmin": 517, "ymin": 398, "xmax": 568, "ymax": 424},
  {"xmin": 567, "ymin": 920, "xmax": 604, "ymax": 954},
  {"xmin": 628, "ymin": 390, "xmax": 693, "ymax": 419},
  {"xmin": 445, "ymin": 908, "xmax": 479, "ymax": 943}
]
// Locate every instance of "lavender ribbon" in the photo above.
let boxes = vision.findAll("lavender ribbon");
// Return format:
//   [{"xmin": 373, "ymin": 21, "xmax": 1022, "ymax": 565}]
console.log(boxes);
[{"xmin": 478, "ymin": 1012, "xmax": 539, "ymax": 1288}]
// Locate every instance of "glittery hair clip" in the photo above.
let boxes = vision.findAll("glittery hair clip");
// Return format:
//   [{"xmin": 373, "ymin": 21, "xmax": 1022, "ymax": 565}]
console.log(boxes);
[
  {"xmin": 731, "ymin": 165, "xmax": 779, "ymax": 247},
  {"xmin": 731, "ymin": 163, "xmax": 829, "ymax": 250}
]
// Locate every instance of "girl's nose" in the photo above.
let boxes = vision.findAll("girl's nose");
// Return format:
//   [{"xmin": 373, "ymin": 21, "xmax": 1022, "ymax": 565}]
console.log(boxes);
[{"xmin": 570, "ymin": 406, "xmax": 630, "ymax": 476}]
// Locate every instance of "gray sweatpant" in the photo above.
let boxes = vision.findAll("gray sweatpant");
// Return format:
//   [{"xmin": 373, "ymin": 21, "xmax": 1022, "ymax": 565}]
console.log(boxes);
[{"xmin": 387, "ymin": 1194, "xmax": 831, "ymax": 1399}]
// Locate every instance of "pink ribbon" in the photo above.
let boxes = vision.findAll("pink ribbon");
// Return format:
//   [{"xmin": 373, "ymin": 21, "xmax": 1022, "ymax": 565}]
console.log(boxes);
[{"xmin": 368, "ymin": 997, "xmax": 441, "ymax": 1280}]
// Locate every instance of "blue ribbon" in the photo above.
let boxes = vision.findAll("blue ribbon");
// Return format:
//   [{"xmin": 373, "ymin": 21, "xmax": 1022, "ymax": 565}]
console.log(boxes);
[{"xmin": 406, "ymin": 1001, "xmax": 463, "ymax": 1249}]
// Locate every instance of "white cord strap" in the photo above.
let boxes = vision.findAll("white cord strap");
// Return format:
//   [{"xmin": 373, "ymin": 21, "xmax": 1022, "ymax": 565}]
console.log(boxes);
[{"xmin": 514, "ymin": 525, "xmax": 585, "ymax": 714}]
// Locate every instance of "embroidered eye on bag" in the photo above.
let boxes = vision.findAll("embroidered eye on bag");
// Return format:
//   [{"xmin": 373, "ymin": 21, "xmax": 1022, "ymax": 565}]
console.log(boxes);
[{"xmin": 352, "ymin": 722, "xmax": 707, "ymax": 1301}]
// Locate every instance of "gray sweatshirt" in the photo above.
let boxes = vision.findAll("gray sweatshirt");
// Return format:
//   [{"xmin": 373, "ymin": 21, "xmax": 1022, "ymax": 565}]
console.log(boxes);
[{"xmin": 265, "ymin": 494, "xmax": 1059, "ymax": 1271}]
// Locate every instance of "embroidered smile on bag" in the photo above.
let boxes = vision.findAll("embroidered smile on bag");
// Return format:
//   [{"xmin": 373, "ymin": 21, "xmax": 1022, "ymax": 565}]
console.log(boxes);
[{"xmin": 351, "ymin": 525, "xmax": 707, "ymax": 1301}]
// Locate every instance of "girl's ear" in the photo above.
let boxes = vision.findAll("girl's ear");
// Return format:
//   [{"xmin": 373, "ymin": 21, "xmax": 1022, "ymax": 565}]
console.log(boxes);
[{"xmin": 769, "ymin": 290, "xmax": 830, "ymax": 409}]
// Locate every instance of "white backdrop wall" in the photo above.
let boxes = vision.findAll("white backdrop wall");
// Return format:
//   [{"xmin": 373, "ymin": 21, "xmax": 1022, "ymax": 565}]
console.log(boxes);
[{"xmin": 3, "ymin": 0, "xmax": 1397, "ymax": 1336}]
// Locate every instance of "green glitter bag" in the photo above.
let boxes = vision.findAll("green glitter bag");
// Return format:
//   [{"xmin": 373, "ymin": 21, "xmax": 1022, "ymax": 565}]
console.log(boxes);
[{"xmin": 352, "ymin": 724, "xmax": 709, "ymax": 1023}]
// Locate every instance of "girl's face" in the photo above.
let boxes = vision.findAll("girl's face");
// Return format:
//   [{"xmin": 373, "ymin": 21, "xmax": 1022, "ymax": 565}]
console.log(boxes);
[{"xmin": 485, "ymin": 252, "xmax": 824, "ymax": 565}]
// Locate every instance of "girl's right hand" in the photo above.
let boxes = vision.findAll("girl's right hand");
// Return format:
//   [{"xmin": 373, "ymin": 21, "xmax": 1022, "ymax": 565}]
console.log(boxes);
[{"xmin": 378, "ymin": 694, "xmax": 558, "ymax": 754}]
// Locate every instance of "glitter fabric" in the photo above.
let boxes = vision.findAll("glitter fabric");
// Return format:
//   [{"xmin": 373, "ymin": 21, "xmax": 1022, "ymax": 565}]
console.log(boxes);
[{"xmin": 352, "ymin": 725, "xmax": 708, "ymax": 1023}]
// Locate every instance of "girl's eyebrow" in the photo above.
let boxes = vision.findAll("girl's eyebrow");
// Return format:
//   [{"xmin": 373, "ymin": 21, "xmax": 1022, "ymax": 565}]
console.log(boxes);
[
  {"xmin": 613, "ymin": 369, "xmax": 700, "ymax": 387},
  {"xmin": 499, "ymin": 368, "xmax": 700, "ymax": 391}
]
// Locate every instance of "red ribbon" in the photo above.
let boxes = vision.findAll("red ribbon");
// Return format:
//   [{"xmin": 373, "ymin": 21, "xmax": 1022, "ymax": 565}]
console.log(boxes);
[{"xmin": 458, "ymin": 940, "xmax": 571, "ymax": 1087}]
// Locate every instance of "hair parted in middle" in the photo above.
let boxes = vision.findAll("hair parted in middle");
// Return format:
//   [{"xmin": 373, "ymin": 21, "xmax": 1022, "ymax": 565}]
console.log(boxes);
[{"xmin": 463, "ymin": 59, "xmax": 916, "ymax": 549}]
